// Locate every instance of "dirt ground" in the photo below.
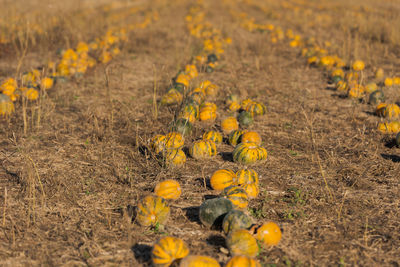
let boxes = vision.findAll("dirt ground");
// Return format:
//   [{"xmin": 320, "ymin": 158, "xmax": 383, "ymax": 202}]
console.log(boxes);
[{"xmin": 0, "ymin": 0, "xmax": 399, "ymax": 266}]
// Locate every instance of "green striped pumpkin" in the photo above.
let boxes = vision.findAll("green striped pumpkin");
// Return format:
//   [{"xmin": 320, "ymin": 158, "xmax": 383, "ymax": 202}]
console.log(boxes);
[
  {"xmin": 179, "ymin": 103, "xmax": 199, "ymax": 123},
  {"xmin": 228, "ymin": 130, "xmax": 247, "ymax": 146},
  {"xmin": 189, "ymin": 139, "xmax": 217, "ymax": 159},
  {"xmin": 236, "ymin": 169, "xmax": 259, "ymax": 185},
  {"xmin": 222, "ymin": 210, "xmax": 253, "ymax": 235},
  {"xmin": 203, "ymin": 130, "xmax": 223, "ymax": 144},
  {"xmin": 233, "ymin": 142, "xmax": 267, "ymax": 164},
  {"xmin": 240, "ymin": 183, "xmax": 259, "ymax": 199},
  {"xmin": 245, "ymin": 101, "xmax": 266, "ymax": 117},
  {"xmin": 136, "ymin": 195, "xmax": 170, "ymax": 227},
  {"xmin": 222, "ymin": 185, "xmax": 249, "ymax": 209},
  {"xmin": 226, "ymin": 229, "xmax": 259, "ymax": 258},
  {"xmin": 152, "ymin": 236, "xmax": 189, "ymax": 267}
]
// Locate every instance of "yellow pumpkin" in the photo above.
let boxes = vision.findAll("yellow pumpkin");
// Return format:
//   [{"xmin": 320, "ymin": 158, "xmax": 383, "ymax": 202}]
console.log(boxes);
[
  {"xmin": 376, "ymin": 103, "xmax": 387, "ymax": 117},
  {"xmin": 225, "ymin": 256, "xmax": 261, "ymax": 267},
  {"xmin": 233, "ymin": 143, "xmax": 267, "ymax": 164},
  {"xmin": 152, "ymin": 236, "xmax": 189, "ymax": 267},
  {"xmin": 240, "ymin": 183, "xmax": 259, "ymax": 199},
  {"xmin": 204, "ymin": 84, "xmax": 219, "ymax": 97},
  {"xmin": 221, "ymin": 117, "xmax": 239, "ymax": 134},
  {"xmin": 352, "ymin": 60, "xmax": 365, "ymax": 71},
  {"xmin": 40, "ymin": 77, "xmax": 54, "ymax": 90},
  {"xmin": 199, "ymin": 103, "xmax": 217, "ymax": 121},
  {"xmin": 179, "ymin": 255, "xmax": 220, "ymax": 267},
  {"xmin": 189, "ymin": 140, "xmax": 217, "ymax": 159},
  {"xmin": 203, "ymin": 130, "xmax": 223, "ymax": 144},
  {"xmin": 164, "ymin": 149, "xmax": 186, "ymax": 167},
  {"xmin": 151, "ymin": 135, "xmax": 166, "ymax": 153},
  {"xmin": 179, "ymin": 104, "xmax": 199, "ymax": 123},
  {"xmin": 222, "ymin": 185, "xmax": 249, "ymax": 209},
  {"xmin": 228, "ymin": 130, "xmax": 247, "ymax": 146},
  {"xmin": 210, "ymin": 169, "xmax": 237, "ymax": 191},
  {"xmin": 165, "ymin": 132, "xmax": 185, "ymax": 150},
  {"xmin": 384, "ymin": 77, "xmax": 393, "ymax": 87},
  {"xmin": 383, "ymin": 104, "xmax": 400, "ymax": 119},
  {"xmin": 161, "ymin": 89, "xmax": 183, "ymax": 105},
  {"xmin": 240, "ymin": 131, "xmax": 262, "ymax": 146},
  {"xmin": 228, "ymin": 101, "xmax": 241, "ymax": 112},
  {"xmin": 155, "ymin": 180, "xmax": 182, "ymax": 200},
  {"xmin": 185, "ymin": 64, "xmax": 198, "ymax": 79},
  {"xmin": 136, "ymin": 195, "xmax": 170, "ymax": 227},
  {"xmin": 254, "ymin": 222, "xmax": 282, "ymax": 247},
  {"xmin": 245, "ymin": 102, "xmax": 266, "ymax": 117},
  {"xmin": 236, "ymin": 169, "xmax": 259, "ymax": 185},
  {"xmin": 226, "ymin": 229, "xmax": 259, "ymax": 258},
  {"xmin": 188, "ymin": 89, "xmax": 206, "ymax": 105},
  {"xmin": 240, "ymin": 99, "xmax": 254, "ymax": 110}
]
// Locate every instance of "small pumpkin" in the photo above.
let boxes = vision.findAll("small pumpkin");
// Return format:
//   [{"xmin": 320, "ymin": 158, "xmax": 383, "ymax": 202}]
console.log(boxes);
[
  {"xmin": 188, "ymin": 90, "xmax": 206, "ymax": 105},
  {"xmin": 221, "ymin": 117, "xmax": 239, "ymax": 134},
  {"xmin": 384, "ymin": 77, "xmax": 393, "ymax": 87},
  {"xmin": 179, "ymin": 255, "xmax": 220, "ymax": 267},
  {"xmin": 226, "ymin": 94, "xmax": 240, "ymax": 106},
  {"xmin": 154, "ymin": 180, "xmax": 182, "ymax": 200},
  {"xmin": 365, "ymin": 82, "xmax": 378, "ymax": 93},
  {"xmin": 225, "ymin": 255, "xmax": 261, "ymax": 267},
  {"xmin": 228, "ymin": 101, "xmax": 241, "ymax": 112},
  {"xmin": 238, "ymin": 111, "xmax": 253, "ymax": 127},
  {"xmin": 199, "ymin": 197, "xmax": 234, "ymax": 229},
  {"xmin": 236, "ymin": 169, "xmax": 259, "ymax": 185},
  {"xmin": 233, "ymin": 143, "xmax": 267, "ymax": 164},
  {"xmin": 199, "ymin": 103, "xmax": 217, "ymax": 121},
  {"xmin": 210, "ymin": 169, "xmax": 237, "ymax": 191},
  {"xmin": 240, "ymin": 183, "xmax": 259, "ymax": 199},
  {"xmin": 383, "ymin": 104, "xmax": 400, "ymax": 119},
  {"xmin": 205, "ymin": 84, "xmax": 219, "ymax": 97},
  {"xmin": 164, "ymin": 148, "xmax": 186, "ymax": 167},
  {"xmin": 152, "ymin": 236, "xmax": 189, "ymax": 267},
  {"xmin": 165, "ymin": 132, "xmax": 185, "ymax": 150},
  {"xmin": 222, "ymin": 186, "xmax": 249, "ymax": 209},
  {"xmin": 226, "ymin": 229, "xmax": 259, "ymax": 257},
  {"xmin": 136, "ymin": 195, "xmax": 170, "ymax": 227},
  {"xmin": 368, "ymin": 90, "xmax": 385, "ymax": 105},
  {"xmin": 151, "ymin": 134, "xmax": 166, "ymax": 154},
  {"xmin": 172, "ymin": 118, "xmax": 193, "ymax": 136},
  {"xmin": 240, "ymin": 99, "xmax": 254, "ymax": 110},
  {"xmin": 254, "ymin": 222, "xmax": 282, "ymax": 247},
  {"xmin": 161, "ymin": 89, "xmax": 183, "ymax": 105},
  {"xmin": 179, "ymin": 104, "xmax": 199, "ymax": 123},
  {"xmin": 228, "ymin": 130, "xmax": 247, "ymax": 146},
  {"xmin": 222, "ymin": 210, "xmax": 253, "ymax": 235},
  {"xmin": 189, "ymin": 140, "xmax": 217, "ymax": 159},
  {"xmin": 245, "ymin": 102, "xmax": 266, "ymax": 117},
  {"xmin": 240, "ymin": 131, "xmax": 262, "ymax": 146},
  {"xmin": 352, "ymin": 60, "xmax": 365, "ymax": 71},
  {"xmin": 203, "ymin": 130, "xmax": 223, "ymax": 144},
  {"xmin": 376, "ymin": 103, "xmax": 387, "ymax": 117}
]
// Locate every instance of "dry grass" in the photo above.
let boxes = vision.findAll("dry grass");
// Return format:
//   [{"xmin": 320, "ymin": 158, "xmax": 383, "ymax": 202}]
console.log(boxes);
[{"xmin": 0, "ymin": 0, "xmax": 399, "ymax": 266}]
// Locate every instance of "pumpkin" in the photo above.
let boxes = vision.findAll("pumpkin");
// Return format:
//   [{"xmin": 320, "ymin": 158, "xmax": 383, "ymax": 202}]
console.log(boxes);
[
  {"xmin": 136, "ymin": 195, "xmax": 170, "ymax": 226},
  {"xmin": 203, "ymin": 131, "xmax": 223, "ymax": 144},
  {"xmin": 226, "ymin": 94, "xmax": 240, "ymax": 106},
  {"xmin": 25, "ymin": 88, "xmax": 39, "ymax": 100},
  {"xmin": 199, "ymin": 197, "xmax": 234, "ymax": 229},
  {"xmin": 368, "ymin": 90, "xmax": 385, "ymax": 105},
  {"xmin": 189, "ymin": 140, "xmax": 217, "ymax": 159},
  {"xmin": 240, "ymin": 131, "xmax": 262, "ymax": 146},
  {"xmin": 336, "ymin": 80, "xmax": 348, "ymax": 91},
  {"xmin": 240, "ymin": 99, "xmax": 254, "ymax": 110},
  {"xmin": 222, "ymin": 210, "xmax": 253, "ymax": 235},
  {"xmin": 210, "ymin": 169, "xmax": 237, "ymax": 191},
  {"xmin": 185, "ymin": 64, "xmax": 198, "ymax": 79},
  {"xmin": 222, "ymin": 186, "xmax": 249, "ymax": 209},
  {"xmin": 0, "ymin": 94, "xmax": 14, "ymax": 116},
  {"xmin": 161, "ymin": 89, "xmax": 183, "ymax": 105},
  {"xmin": 228, "ymin": 102, "xmax": 241, "ymax": 112},
  {"xmin": 152, "ymin": 236, "xmax": 189, "ymax": 267},
  {"xmin": 365, "ymin": 82, "xmax": 378, "ymax": 93},
  {"xmin": 155, "ymin": 180, "xmax": 182, "ymax": 200},
  {"xmin": 40, "ymin": 77, "xmax": 54, "ymax": 90},
  {"xmin": 207, "ymin": 53, "xmax": 218, "ymax": 63},
  {"xmin": 165, "ymin": 132, "xmax": 185, "ymax": 150},
  {"xmin": 331, "ymin": 68, "xmax": 344, "ymax": 78},
  {"xmin": 205, "ymin": 84, "xmax": 219, "ymax": 97},
  {"xmin": 200, "ymin": 102, "xmax": 217, "ymax": 112},
  {"xmin": 233, "ymin": 143, "xmax": 267, "ymax": 164},
  {"xmin": 352, "ymin": 60, "xmax": 365, "ymax": 71},
  {"xmin": 225, "ymin": 256, "xmax": 261, "ymax": 267},
  {"xmin": 199, "ymin": 102, "xmax": 217, "ymax": 121},
  {"xmin": 383, "ymin": 104, "xmax": 400, "ymax": 119},
  {"xmin": 375, "ymin": 68, "xmax": 384, "ymax": 80},
  {"xmin": 188, "ymin": 90, "xmax": 206, "ymax": 105},
  {"xmin": 384, "ymin": 77, "xmax": 393, "ymax": 87},
  {"xmin": 179, "ymin": 104, "xmax": 199, "ymax": 123},
  {"xmin": 331, "ymin": 75, "xmax": 342, "ymax": 84},
  {"xmin": 236, "ymin": 169, "xmax": 259, "ymax": 185},
  {"xmin": 179, "ymin": 255, "xmax": 220, "ymax": 267},
  {"xmin": 174, "ymin": 73, "xmax": 190, "ymax": 91},
  {"xmin": 347, "ymin": 84, "xmax": 365, "ymax": 99},
  {"xmin": 226, "ymin": 229, "xmax": 259, "ymax": 257},
  {"xmin": 172, "ymin": 118, "xmax": 193, "ymax": 136},
  {"xmin": 396, "ymin": 132, "xmax": 400, "ymax": 147},
  {"xmin": 164, "ymin": 149, "xmax": 186, "ymax": 167},
  {"xmin": 245, "ymin": 102, "xmax": 266, "ymax": 117},
  {"xmin": 238, "ymin": 111, "xmax": 253, "ymax": 127},
  {"xmin": 228, "ymin": 130, "xmax": 247, "ymax": 146},
  {"xmin": 221, "ymin": 117, "xmax": 239, "ymax": 134},
  {"xmin": 151, "ymin": 135, "xmax": 166, "ymax": 153},
  {"xmin": 254, "ymin": 222, "xmax": 282, "ymax": 247},
  {"xmin": 199, "ymin": 80, "xmax": 212, "ymax": 89},
  {"xmin": 240, "ymin": 183, "xmax": 259, "ymax": 199}
]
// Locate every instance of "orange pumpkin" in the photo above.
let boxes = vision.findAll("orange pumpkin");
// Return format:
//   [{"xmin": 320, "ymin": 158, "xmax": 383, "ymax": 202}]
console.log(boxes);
[
  {"xmin": 189, "ymin": 140, "xmax": 217, "ymax": 159},
  {"xmin": 152, "ymin": 236, "xmax": 189, "ymax": 267},
  {"xmin": 254, "ymin": 222, "xmax": 282, "ymax": 247},
  {"xmin": 203, "ymin": 131, "xmax": 223, "ymax": 144},
  {"xmin": 240, "ymin": 131, "xmax": 262, "ymax": 146},
  {"xmin": 165, "ymin": 132, "xmax": 185, "ymax": 149},
  {"xmin": 136, "ymin": 195, "xmax": 170, "ymax": 227},
  {"xmin": 225, "ymin": 255, "xmax": 261, "ymax": 267},
  {"xmin": 164, "ymin": 149, "xmax": 186, "ymax": 167},
  {"xmin": 154, "ymin": 180, "xmax": 182, "ymax": 200},
  {"xmin": 221, "ymin": 117, "xmax": 239, "ymax": 134},
  {"xmin": 226, "ymin": 229, "xmax": 259, "ymax": 257},
  {"xmin": 179, "ymin": 255, "xmax": 220, "ymax": 267},
  {"xmin": 210, "ymin": 169, "xmax": 237, "ymax": 191}
]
